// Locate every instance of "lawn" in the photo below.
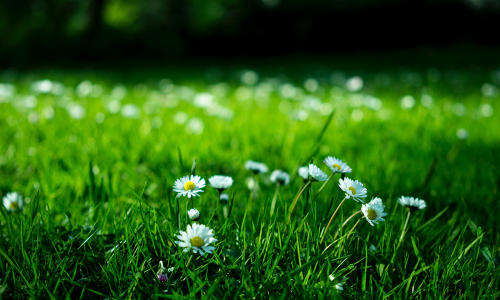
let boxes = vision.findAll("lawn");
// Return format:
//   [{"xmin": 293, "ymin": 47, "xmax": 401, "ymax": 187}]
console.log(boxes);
[{"xmin": 0, "ymin": 63, "xmax": 499, "ymax": 299}]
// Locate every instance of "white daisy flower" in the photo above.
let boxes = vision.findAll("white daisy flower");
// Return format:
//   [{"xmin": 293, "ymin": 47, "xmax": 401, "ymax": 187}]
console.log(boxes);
[
  {"xmin": 298, "ymin": 166, "xmax": 309, "ymax": 180},
  {"xmin": 361, "ymin": 197, "xmax": 387, "ymax": 226},
  {"xmin": 308, "ymin": 164, "xmax": 328, "ymax": 182},
  {"xmin": 187, "ymin": 208, "xmax": 200, "ymax": 221},
  {"xmin": 338, "ymin": 177, "xmax": 367, "ymax": 202},
  {"xmin": 220, "ymin": 193, "xmax": 229, "ymax": 202},
  {"xmin": 2, "ymin": 192, "xmax": 24, "ymax": 212},
  {"xmin": 173, "ymin": 175, "xmax": 206, "ymax": 198},
  {"xmin": 245, "ymin": 160, "xmax": 268, "ymax": 174},
  {"xmin": 270, "ymin": 170, "xmax": 291, "ymax": 185},
  {"xmin": 324, "ymin": 156, "xmax": 352, "ymax": 173},
  {"xmin": 329, "ymin": 275, "xmax": 349, "ymax": 292},
  {"xmin": 176, "ymin": 223, "xmax": 217, "ymax": 256},
  {"xmin": 208, "ymin": 175, "xmax": 233, "ymax": 191},
  {"xmin": 398, "ymin": 196, "xmax": 426, "ymax": 211}
]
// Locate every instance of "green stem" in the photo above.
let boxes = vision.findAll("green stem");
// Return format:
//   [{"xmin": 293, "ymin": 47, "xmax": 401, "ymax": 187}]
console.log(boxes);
[
  {"xmin": 270, "ymin": 184, "xmax": 280, "ymax": 217},
  {"xmin": 286, "ymin": 180, "xmax": 312, "ymax": 226},
  {"xmin": 338, "ymin": 216, "xmax": 363, "ymax": 255},
  {"xmin": 390, "ymin": 210, "xmax": 411, "ymax": 264},
  {"xmin": 333, "ymin": 210, "xmax": 362, "ymax": 240},
  {"xmin": 345, "ymin": 216, "xmax": 363, "ymax": 239},
  {"xmin": 399, "ymin": 210, "xmax": 411, "ymax": 242},
  {"xmin": 320, "ymin": 196, "xmax": 347, "ymax": 244},
  {"xmin": 185, "ymin": 255, "xmax": 194, "ymax": 269},
  {"xmin": 302, "ymin": 183, "xmax": 308, "ymax": 216},
  {"xmin": 313, "ymin": 172, "xmax": 335, "ymax": 200}
]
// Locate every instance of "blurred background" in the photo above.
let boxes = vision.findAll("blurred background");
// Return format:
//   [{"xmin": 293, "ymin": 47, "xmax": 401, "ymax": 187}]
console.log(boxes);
[{"xmin": 2, "ymin": 0, "xmax": 500, "ymax": 67}]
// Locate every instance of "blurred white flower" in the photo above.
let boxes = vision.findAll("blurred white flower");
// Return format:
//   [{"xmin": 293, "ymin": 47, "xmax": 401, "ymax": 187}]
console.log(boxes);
[
  {"xmin": 208, "ymin": 175, "xmax": 233, "ymax": 191},
  {"xmin": 339, "ymin": 177, "xmax": 367, "ymax": 203},
  {"xmin": 186, "ymin": 118, "xmax": 204, "ymax": 135},
  {"xmin": 308, "ymin": 164, "xmax": 328, "ymax": 182},
  {"xmin": 298, "ymin": 166, "xmax": 309, "ymax": 180},
  {"xmin": 245, "ymin": 160, "xmax": 268, "ymax": 174},
  {"xmin": 241, "ymin": 70, "xmax": 259, "ymax": 85},
  {"xmin": 400, "ymin": 95, "xmax": 415, "ymax": 109},
  {"xmin": 121, "ymin": 104, "xmax": 141, "ymax": 119},
  {"xmin": 270, "ymin": 170, "xmax": 290, "ymax": 185},
  {"xmin": 3, "ymin": 192, "xmax": 23, "ymax": 212},
  {"xmin": 398, "ymin": 196, "xmax": 426, "ymax": 211},
  {"xmin": 67, "ymin": 103, "xmax": 86, "ymax": 120},
  {"xmin": 457, "ymin": 128, "xmax": 469, "ymax": 140},
  {"xmin": 345, "ymin": 76, "xmax": 363, "ymax": 92}
]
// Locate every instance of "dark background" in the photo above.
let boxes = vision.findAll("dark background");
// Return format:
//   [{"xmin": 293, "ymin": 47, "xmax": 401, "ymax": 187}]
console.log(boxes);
[{"xmin": 1, "ymin": 0, "xmax": 499, "ymax": 67}]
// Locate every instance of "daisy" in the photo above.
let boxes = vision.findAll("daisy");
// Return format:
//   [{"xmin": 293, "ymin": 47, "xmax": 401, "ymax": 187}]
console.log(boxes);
[
  {"xmin": 157, "ymin": 261, "xmax": 168, "ymax": 283},
  {"xmin": 329, "ymin": 275, "xmax": 349, "ymax": 292},
  {"xmin": 2, "ymin": 192, "xmax": 23, "ymax": 212},
  {"xmin": 208, "ymin": 175, "xmax": 233, "ymax": 191},
  {"xmin": 245, "ymin": 160, "xmax": 268, "ymax": 174},
  {"xmin": 187, "ymin": 208, "xmax": 200, "ymax": 221},
  {"xmin": 298, "ymin": 166, "xmax": 309, "ymax": 181},
  {"xmin": 324, "ymin": 156, "xmax": 352, "ymax": 173},
  {"xmin": 338, "ymin": 177, "xmax": 367, "ymax": 202},
  {"xmin": 398, "ymin": 196, "xmax": 426, "ymax": 211},
  {"xmin": 308, "ymin": 164, "xmax": 328, "ymax": 182},
  {"xmin": 270, "ymin": 170, "xmax": 291, "ymax": 185},
  {"xmin": 176, "ymin": 223, "xmax": 217, "ymax": 256},
  {"xmin": 173, "ymin": 175, "xmax": 205, "ymax": 198},
  {"xmin": 220, "ymin": 193, "xmax": 229, "ymax": 202},
  {"xmin": 361, "ymin": 197, "xmax": 387, "ymax": 226}
]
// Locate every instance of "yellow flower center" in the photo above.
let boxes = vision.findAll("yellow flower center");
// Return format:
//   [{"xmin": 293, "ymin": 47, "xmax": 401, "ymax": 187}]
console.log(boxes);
[
  {"xmin": 184, "ymin": 181, "xmax": 196, "ymax": 191},
  {"xmin": 348, "ymin": 186, "xmax": 356, "ymax": 194},
  {"xmin": 367, "ymin": 209, "xmax": 377, "ymax": 220},
  {"xmin": 190, "ymin": 236, "xmax": 204, "ymax": 248},
  {"xmin": 333, "ymin": 164, "xmax": 341, "ymax": 171},
  {"xmin": 10, "ymin": 202, "xmax": 19, "ymax": 209}
]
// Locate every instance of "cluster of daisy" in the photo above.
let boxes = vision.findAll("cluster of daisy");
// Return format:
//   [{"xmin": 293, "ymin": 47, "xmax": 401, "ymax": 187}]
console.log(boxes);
[{"xmin": 171, "ymin": 174, "xmax": 233, "ymax": 256}]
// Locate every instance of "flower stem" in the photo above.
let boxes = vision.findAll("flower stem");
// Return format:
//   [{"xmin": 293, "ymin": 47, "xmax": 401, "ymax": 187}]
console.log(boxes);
[
  {"xmin": 338, "ymin": 216, "xmax": 363, "ymax": 255},
  {"xmin": 302, "ymin": 183, "xmax": 311, "ymax": 216},
  {"xmin": 217, "ymin": 189, "xmax": 221, "ymax": 209},
  {"xmin": 333, "ymin": 210, "xmax": 362, "ymax": 240},
  {"xmin": 286, "ymin": 180, "xmax": 312, "ymax": 226},
  {"xmin": 313, "ymin": 172, "xmax": 335, "ymax": 200},
  {"xmin": 320, "ymin": 197, "xmax": 347, "ymax": 244},
  {"xmin": 399, "ymin": 210, "xmax": 411, "ymax": 242},
  {"xmin": 345, "ymin": 216, "xmax": 363, "ymax": 239},
  {"xmin": 185, "ymin": 255, "xmax": 193, "ymax": 269},
  {"xmin": 270, "ymin": 184, "xmax": 280, "ymax": 217},
  {"xmin": 389, "ymin": 210, "xmax": 411, "ymax": 264}
]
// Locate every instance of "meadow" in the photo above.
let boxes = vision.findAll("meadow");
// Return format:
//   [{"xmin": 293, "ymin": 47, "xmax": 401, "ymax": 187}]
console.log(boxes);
[{"xmin": 0, "ymin": 63, "xmax": 499, "ymax": 299}]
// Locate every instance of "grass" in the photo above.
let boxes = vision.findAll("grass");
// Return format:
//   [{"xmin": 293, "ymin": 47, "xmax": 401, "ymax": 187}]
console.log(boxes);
[{"xmin": 0, "ymin": 64, "xmax": 499, "ymax": 299}]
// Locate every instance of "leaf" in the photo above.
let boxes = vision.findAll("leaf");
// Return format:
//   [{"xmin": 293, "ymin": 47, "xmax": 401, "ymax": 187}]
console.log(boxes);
[
  {"xmin": 468, "ymin": 220, "xmax": 478, "ymax": 237},
  {"xmin": 416, "ymin": 206, "xmax": 448, "ymax": 232},
  {"xmin": 480, "ymin": 246, "xmax": 494, "ymax": 270}
]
